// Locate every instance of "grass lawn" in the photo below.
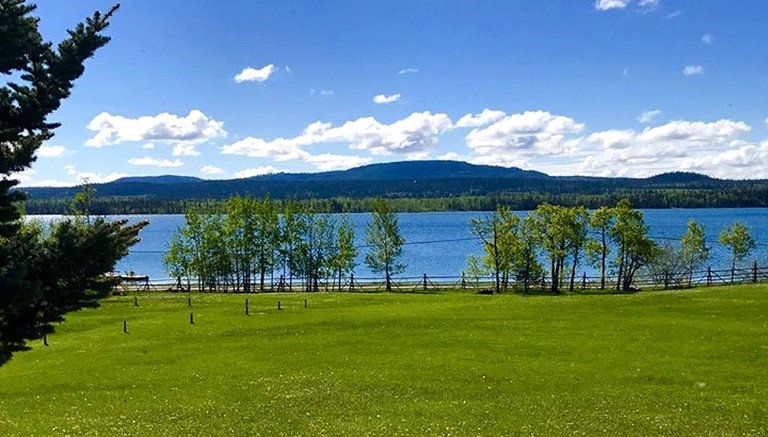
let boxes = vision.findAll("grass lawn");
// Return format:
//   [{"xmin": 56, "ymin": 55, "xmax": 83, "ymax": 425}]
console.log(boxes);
[{"xmin": 0, "ymin": 286, "xmax": 767, "ymax": 436}]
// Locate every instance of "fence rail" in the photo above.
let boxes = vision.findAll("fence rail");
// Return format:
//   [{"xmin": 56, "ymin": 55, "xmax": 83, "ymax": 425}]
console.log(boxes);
[{"xmin": 113, "ymin": 261, "xmax": 768, "ymax": 294}]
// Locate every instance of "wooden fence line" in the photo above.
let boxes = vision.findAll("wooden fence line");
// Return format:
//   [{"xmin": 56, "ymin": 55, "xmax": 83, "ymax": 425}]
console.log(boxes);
[{"xmin": 116, "ymin": 261, "xmax": 768, "ymax": 294}]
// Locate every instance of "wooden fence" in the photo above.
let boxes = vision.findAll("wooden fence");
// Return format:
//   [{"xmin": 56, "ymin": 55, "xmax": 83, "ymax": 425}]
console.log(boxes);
[{"xmin": 115, "ymin": 261, "xmax": 768, "ymax": 294}]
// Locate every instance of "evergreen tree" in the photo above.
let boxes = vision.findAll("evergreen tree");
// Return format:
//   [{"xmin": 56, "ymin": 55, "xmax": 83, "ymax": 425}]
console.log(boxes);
[
  {"xmin": 365, "ymin": 198, "xmax": 405, "ymax": 292},
  {"xmin": 0, "ymin": 1, "xmax": 146, "ymax": 364}
]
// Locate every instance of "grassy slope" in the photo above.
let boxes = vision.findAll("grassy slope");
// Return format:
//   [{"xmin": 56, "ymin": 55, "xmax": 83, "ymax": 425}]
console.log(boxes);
[{"xmin": 0, "ymin": 287, "xmax": 766, "ymax": 436}]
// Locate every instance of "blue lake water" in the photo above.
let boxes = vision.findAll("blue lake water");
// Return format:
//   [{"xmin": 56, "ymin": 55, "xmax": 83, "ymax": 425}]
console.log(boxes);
[{"xmin": 28, "ymin": 209, "xmax": 768, "ymax": 282}]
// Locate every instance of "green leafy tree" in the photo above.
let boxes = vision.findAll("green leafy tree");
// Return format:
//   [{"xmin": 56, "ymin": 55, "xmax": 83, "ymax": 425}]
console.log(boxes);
[
  {"xmin": 719, "ymin": 222, "xmax": 756, "ymax": 282},
  {"xmin": 681, "ymin": 219, "xmax": 710, "ymax": 286},
  {"xmin": 610, "ymin": 199, "xmax": 658, "ymax": 291},
  {"xmin": 70, "ymin": 181, "xmax": 97, "ymax": 224},
  {"xmin": 330, "ymin": 215, "xmax": 357, "ymax": 290},
  {"xmin": 646, "ymin": 242, "xmax": 686, "ymax": 289},
  {"xmin": 587, "ymin": 206, "xmax": 615, "ymax": 290},
  {"xmin": 0, "ymin": 2, "xmax": 146, "ymax": 365},
  {"xmin": 470, "ymin": 206, "xmax": 513, "ymax": 293},
  {"xmin": 365, "ymin": 198, "xmax": 405, "ymax": 291}
]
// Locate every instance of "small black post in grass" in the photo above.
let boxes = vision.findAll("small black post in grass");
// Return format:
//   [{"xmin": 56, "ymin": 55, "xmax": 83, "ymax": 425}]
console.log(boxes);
[
  {"xmin": 461, "ymin": 272, "xmax": 466, "ymax": 289},
  {"xmin": 134, "ymin": 296, "xmax": 138, "ymax": 307},
  {"xmin": 707, "ymin": 267, "xmax": 713, "ymax": 286},
  {"xmin": 582, "ymin": 272, "xmax": 587, "ymax": 290},
  {"xmin": 350, "ymin": 274, "xmax": 355, "ymax": 292},
  {"xmin": 423, "ymin": 274, "xmax": 428, "ymax": 291},
  {"xmin": 753, "ymin": 260, "xmax": 758, "ymax": 283},
  {"xmin": 123, "ymin": 320, "xmax": 128, "ymax": 334},
  {"xmin": 188, "ymin": 297, "xmax": 192, "ymax": 307},
  {"xmin": 190, "ymin": 312, "xmax": 194, "ymax": 324},
  {"xmin": 43, "ymin": 334, "xmax": 49, "ymax": 347},
  {"xmin": 245, "ymin": 298, "xmax": 250, "ymax": 316},
  {"xmin": 277, "ymin": 301, "xmax": 282, "ymax": 311},
  {"xmin": 304, "ymin": 299, "xmax": 307, "ymax": 308}
]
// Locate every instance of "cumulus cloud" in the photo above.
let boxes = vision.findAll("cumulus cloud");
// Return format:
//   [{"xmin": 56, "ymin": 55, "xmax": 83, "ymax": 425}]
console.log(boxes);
[
  {"xmin": 683, "ymin": 65, "xmax": 705, "ymax": 76},
  {"xmin": 221, "ymin": 137, "xmax": 310, "ymax": 161},
  {"xmin": 234, "ymin": 64, "xmax": 276, "ymax": 83},
  {"xmin": 86, "ymin": 110, "xmax": 226, "ymax": 147},
  {"xmin": 36, "ymin": 145, "xmax": 69, "ymax": 158},
  {"xmin": 142, "ymin": 143, "xmax": 155, "ymax": 149},
  {"xmin": 172, "ymin": 143, "xmax": 201, "ymax": 157},
  {"xmin": 577, "ymin": 119, "xmax": 754, "ymax": 178},
  {"xmin": 221, "ymin": 111, "xmax": 452, "ymax": 164},
  {"xmin": 304, "ymin": 154, "xmax": 373, "ymax": 171},
  {"xmin": 373, "ymin": 93, "xmax": 401, "ymax": 104},
  {"xmin": 201, "ymin": 165, "xmax": 225, "ymax": 175},
  {"xmin": 637, "ymin": 109, "xmax": 662, "ymax": 124},
  {"xmin": 398, "ymin": 68, "xmax": 418, "ymax": 75},
  {"xmin": 456, "ymin": 109, "xmax": 506, "ymax": 128},
  {"xmin": 465, "ymin": 110, "xmax": 585, "ymax": 155},
  {"xmin": 234, "ymin": 166, "xmax": 287, "ymax": 178},
  {"xmin": 128, "ymin": 156, "xmax": 184, "ymax": 167},
  {"xmin": 595, "ymin": 0, "xmax": 631, "ymax": 11},
  {"xmin": 701, "ymin": 34, "xmax": 715, "ymax": 45}
]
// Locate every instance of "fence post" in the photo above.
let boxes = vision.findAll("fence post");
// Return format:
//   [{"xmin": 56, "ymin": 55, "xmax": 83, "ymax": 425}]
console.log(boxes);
[
  {"xmin": 461, "ymin": 272, "xmax": 466, "ymax": 289},
  {"xmin": 707, "ymin": 267, "xmax": 712, "ymax": 286},
  {"xmin": 350, "ymin": 274, "xmax": 355, "ymax": 292},
  {"xmin": 423, "ymin": 274, "xmax": 428, "ymax": 291},
  {"xmin": 753, "ymin": 260, "xmax": 758, "ymax": 283},
  {"xmin": 581, "ymin": 272, "xmax": 587, "ymax": 290}
]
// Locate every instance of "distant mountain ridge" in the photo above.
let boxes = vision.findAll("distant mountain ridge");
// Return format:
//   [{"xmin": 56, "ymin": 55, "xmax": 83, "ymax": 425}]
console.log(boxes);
[{"xmin": 20, "ymin": 160, "xmax": 738, "ymax": 202}]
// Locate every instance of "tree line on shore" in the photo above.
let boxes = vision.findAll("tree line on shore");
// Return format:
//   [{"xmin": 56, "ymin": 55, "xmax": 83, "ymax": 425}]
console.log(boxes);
[
  {"xmin": 164, "ymin": 197, "xmax": 406, "ymax": 293},
  {"xmin": 165, "ymin": 196, "xmax": 758, "ymax": 295}
]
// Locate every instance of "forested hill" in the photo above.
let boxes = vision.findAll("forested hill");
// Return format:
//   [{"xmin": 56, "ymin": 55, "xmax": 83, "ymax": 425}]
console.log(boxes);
[{"xmin": 18, "ymin": 161, "xmax": 768, "ymax": 213}]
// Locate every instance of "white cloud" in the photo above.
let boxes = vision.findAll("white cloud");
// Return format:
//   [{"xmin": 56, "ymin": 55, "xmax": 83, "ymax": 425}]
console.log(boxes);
[
  {"xmin": 234, "ymin": 166, "xmax": 286, "ymax": 178},
  {"xmin": 310, "ymin": 89, "xmax": 334, "ymax": 96},
  {"xmin": 373, "ymin": 93, "xmax": 401, "ymax": 104},
  {"xmin": 638, "ymin": 0, "xmax": 660, "ymax": 9},
  {"xmin": 576, "ymin": 119, "xmax": 753, "ymax": 178},
  {"xmin": 398, "ymin": 68, "xmax": 419, "ymax": 75},
  {"xmin": 664, "ymin": 10, "xmax": 681, "ymax": 19},
  {"xmin": 637, "ymin": 109, "xmax": 662, "ymax": 124},
  {"xmin": 36, "ymin": 145, "xmax": 69, "ymax": 158},
  {"xmin": 595, "ymin": 0, "xmax": 631, "ymax": 11},
  {"xmin": 201, "ymin": 165, "xmax": 225, "ymax": 176},
  {"xmin": 172, "ymin": 143, "xmax": 201, "ymax": 157},
  {"xmin": 304, "ymin": 154, "xmax": 372, "ymax": 171},
  {"xmin": 128, "ymin": 156, "xmax": 184, "ymax": 167},
  {"xmin": 221, "ymin": 137, "xmax": 310, "ymax": 161},
  {"xmin": 465, "ymin": 110, "xmax": 585, "ymax": 155},
  {"xmin": 683, "ymin": 65, "xmax": 705, "ymax": 76},
  {"xmin": 234, "ymin": 64, "xmax": 276, "ymax": 83},
  {"xmin": 328, "ymin": 111, "xmax": 452, "ymax": 155},
  {"xmin": 142, "ymin": 143, "xmax": 155, "ymax": 149},
  {"xmin": 587, "ymin": 130, "xmax": 637, "ymax": 149},
  {"xmin": 222, "ymin": 111, "xmax": 452, "ymax": 161},
  {"xmin": 86, "ymin": 110, "xmax": 226, "ymax": 147},
  {"xmin": 456, "ymin": 109, "xmax": 506, "ymax": 128},
  {"xmin": 701, "ymin": 34, "xmax": 715, "ymax": 45}
]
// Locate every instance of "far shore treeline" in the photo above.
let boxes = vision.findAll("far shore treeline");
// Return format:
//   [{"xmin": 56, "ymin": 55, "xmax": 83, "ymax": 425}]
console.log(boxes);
[
  {"xmin": 19, "ymin": 163, "xmax": 768, "ymax": 215},
  {"xmin": 22, "ymin": 186, "xmax": 768, "ymax": 215}
]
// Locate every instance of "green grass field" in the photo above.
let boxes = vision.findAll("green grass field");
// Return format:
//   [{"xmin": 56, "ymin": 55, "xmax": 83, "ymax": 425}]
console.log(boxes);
[{"xmin": 1, "ymin": 286, "xmax": 767, "ymax": 436}]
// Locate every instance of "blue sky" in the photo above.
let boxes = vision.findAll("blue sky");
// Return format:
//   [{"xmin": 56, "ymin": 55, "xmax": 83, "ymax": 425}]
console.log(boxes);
[{"xmin": 15, "ymin": 0, "xmax": 768, "ymax": 186}]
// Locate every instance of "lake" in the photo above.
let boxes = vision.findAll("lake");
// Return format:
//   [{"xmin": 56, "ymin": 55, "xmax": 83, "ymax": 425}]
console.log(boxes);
[{"xmin": 28, "ymin": 209, "xmax": 768, "ymax": 283}]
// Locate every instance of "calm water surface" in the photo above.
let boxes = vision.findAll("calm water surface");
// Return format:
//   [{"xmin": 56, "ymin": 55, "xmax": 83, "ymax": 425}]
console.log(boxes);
[{"xmin": 28, "ymin": 209, "xmax": 768, "ymax": 282}]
